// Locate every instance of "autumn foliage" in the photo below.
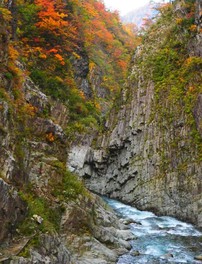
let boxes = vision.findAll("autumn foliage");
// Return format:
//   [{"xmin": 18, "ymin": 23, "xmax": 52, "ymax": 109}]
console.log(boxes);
[
  {"xmin": 1, "ymin": 0, "xmax": 139, "ymax": 128},
  {"xmin": 17, "ymin": 0, "xmax": 138, "ymax": 74}
]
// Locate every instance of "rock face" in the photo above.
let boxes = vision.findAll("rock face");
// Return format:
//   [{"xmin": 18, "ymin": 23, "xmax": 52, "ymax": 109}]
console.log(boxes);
[
  {"xmin": 72, "ymin": 47, "xmax": 113, "ymax": 111},
  {"xmin": 0, "ymin": 14, "xmax": 133, "ymax": 264},
  {"xmin": 69, "ymin": 0, "xmax": 202, "ymax": 227},
  {"xmin": 196, "ymin": 0, "xmax": 202, "ymax": 30},
  {"xmin": 0, "ymin": 74, "xmax": 68, "ymax": 241},
  {"xmin": 0, "ymin": 1, "xmax": 201, "ymax": 263},
  {"xmin": 0, "ymin": 72, "xmax": 133, "ymax": 262},
  {"xmin": 0, "ymin": 12, "xmax": 9, "ymax": 65},
  {"xmin": 61, "ymin": 196, "xmax": 133, "ymax": 264},
  {"xmin": 9, "ymin": 235, "xmax": 72, "ymax": 264},
  {"xmin": 80, "ymin": 79, "xmax": 202, "ymax": 226},
  {"xmin": 0, "ymin": 14, "xmax": 27, "ymax": 243},
  {"xmin": 2, "ymin": 196, "xmax": 133, "ymax": 264},
  {"xmin": 194, "ymin": 94, "xmax": 202, "ymax": 136},
  {"xmin": 0, "ymin": 178, "xmax": 26, "ymax": 242}
]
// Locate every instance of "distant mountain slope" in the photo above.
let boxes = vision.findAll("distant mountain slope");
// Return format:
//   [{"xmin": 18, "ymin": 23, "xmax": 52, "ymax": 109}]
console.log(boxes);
[{"xmin": 122, "ymin": 3, "xmax": 158, "ymax": 28}]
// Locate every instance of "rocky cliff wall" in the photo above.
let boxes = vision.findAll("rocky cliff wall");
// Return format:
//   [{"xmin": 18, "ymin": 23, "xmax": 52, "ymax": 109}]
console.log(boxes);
[
  {"xmin": 0, "ymin": 11, "xmax": 27, "ymax": 243},
  {"xmin": 0, "ymin": 71, "xmax": 132, "ymax": 263},
  {"xmin": 0, "ymin": 10, "xmax": 133, "ymax": 264},
  {"xmin": 70, "ymin": 0, "xmax": 202, "ymax": 227}
]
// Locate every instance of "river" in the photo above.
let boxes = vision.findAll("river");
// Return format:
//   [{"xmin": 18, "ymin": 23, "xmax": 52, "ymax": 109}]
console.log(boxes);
[{"xmin": 104, "ymin": 197, "xmax": 202, "ymax": 264}]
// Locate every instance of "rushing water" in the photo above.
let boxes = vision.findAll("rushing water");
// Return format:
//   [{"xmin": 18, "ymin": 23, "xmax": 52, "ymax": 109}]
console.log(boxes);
[{"xmin": 104, "ymin": 197, "xmax": 202, "ymax": 264}]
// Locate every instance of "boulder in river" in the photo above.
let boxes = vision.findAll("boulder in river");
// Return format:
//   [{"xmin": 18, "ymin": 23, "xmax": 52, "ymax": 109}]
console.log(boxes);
[
  {"xmin": 131, "ymin": 250, "xmax": 140, "ymax": 256},
  {"xmin": 162, "ymin": 253, "xmax": 174, "ymax": 259},
  {"xmin": 194, "ymin": 255, "xmax": 202, "ymax": 261}
]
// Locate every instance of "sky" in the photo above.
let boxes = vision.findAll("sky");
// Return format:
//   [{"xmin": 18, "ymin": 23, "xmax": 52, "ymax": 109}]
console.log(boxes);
[{"xmin": 103, "ymin": 0, "xmax": 166, "ymax": 16}]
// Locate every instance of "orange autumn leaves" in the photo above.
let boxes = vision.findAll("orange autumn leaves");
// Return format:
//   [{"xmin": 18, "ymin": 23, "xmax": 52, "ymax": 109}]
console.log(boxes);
[
  {"xmin": 20, "ymin": 0, "xmax": 137, "ymax": 71},
  {"xmin": 17, "ymin": 0, "xmax": 139, "ymax": 95},
  {"xmin": 74, "ymin": 0, "xmax": 137, "ymax": 72},
  {"xmin": 32, "ymin": 0, "xmax": 78, "ymax": 65},
  {"xmin": 35, "ymin": 0, "xmax": 68, "ymax": 33}
]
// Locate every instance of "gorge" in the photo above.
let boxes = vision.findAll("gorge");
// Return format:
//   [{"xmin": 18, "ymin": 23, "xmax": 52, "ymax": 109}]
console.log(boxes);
[
  {"xmin": 0, "ymin": 0, "xmax": 202, "ymax": 263},
  {"xmin": 69, "ymin": 0, "xmax": 202, "ymax": 228}
]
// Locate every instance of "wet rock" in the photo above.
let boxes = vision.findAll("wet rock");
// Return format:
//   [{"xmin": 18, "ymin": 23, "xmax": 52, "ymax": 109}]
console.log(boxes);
[
  {"xmin": 194, "ymin": 255, "xmax": 202, "ymax": 261},
  {"xmin": 116, "ymin": 229, "xmax": 134, "ymax": 241},
  {"xmin": 162, "ymin": 253, "xmax": 174, "ymax": 259},
  {"xmin": 120, "ymin": 218, "xmax": 142, "ymax": 226},
  {"xmin": 117, "ymin": 239, "xmax": 132, "ymax": 250},
  {"xmin": 131, "ymin": 250, "xmax": 140, "ymax": 256},
  {"xmin": 77, "ymin": 259, "xmax": 108, "ymax": 264}
]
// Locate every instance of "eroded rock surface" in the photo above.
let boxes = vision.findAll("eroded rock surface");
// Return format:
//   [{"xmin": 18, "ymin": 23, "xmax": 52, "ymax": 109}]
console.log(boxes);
[
  {"xmin": 0, "ymin": 68, "xmax": 133, "ymax": 264},
  {"xmin": 0, "ymin": 179, "xmax": 26, "ymax": 242},
  {"xmin": 69, "ymin": 1, "xmax": 202, "ymax": 227}
]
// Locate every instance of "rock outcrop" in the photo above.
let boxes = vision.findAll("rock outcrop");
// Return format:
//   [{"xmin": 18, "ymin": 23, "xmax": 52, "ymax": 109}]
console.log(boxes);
[
  {"xmin": 0, "ymin": 73, "xmax": 133, "ymax": 262},
  {"xmin": 194, "ymin": 94, "xmax": 202, "ymax": 136},
  {"xmin": 69, "ymin": 0, "xmax": 202, "ymax": 227},
  {"xmin": 0, "ymin": 13, "xmax": 133, "ymax": 263},
  {"xmin": 0, "ymin": 179, "xmax": 26, "ymax": 242},
  {"xmin": 0, "ymin": 196, "xmax": 133, "ymax": 264}
]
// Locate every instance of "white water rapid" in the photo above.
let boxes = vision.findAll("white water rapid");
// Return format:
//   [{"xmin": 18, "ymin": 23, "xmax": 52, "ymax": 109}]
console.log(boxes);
[{"xmin": 104, "ymin": 197, "xmax": 202, "ymax": 264}]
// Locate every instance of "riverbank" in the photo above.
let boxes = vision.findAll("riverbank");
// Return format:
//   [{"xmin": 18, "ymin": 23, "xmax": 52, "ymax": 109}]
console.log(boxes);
[{"xmin": 104, "ymin": 197, "xmax": 202, "ymax": 264}]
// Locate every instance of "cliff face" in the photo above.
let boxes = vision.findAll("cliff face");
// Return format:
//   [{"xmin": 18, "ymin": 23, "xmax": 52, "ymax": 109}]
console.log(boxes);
[
  {"xmin": 70, "ymin": 0, "xmax": 202, "ymax": 227},
  {"xmin": 0, "ymin": 11, "xmax": 27, "ymax": 243},
  {"xmin": 1, "ymin": 0, "xmax": 202, "ymax": 262},
  {"xmin": 0, "ymin": 7, "xmax": 133, "ymax": 263},
  {"xmin": 0, "ymin": 46, "xmax": 131, "ymax": 264}
]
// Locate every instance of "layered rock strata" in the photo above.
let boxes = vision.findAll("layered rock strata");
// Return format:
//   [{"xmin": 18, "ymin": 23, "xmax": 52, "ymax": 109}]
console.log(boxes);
[{"xmin": 69, "ymin": 0, "xmax": 202, "ymax": 227}]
